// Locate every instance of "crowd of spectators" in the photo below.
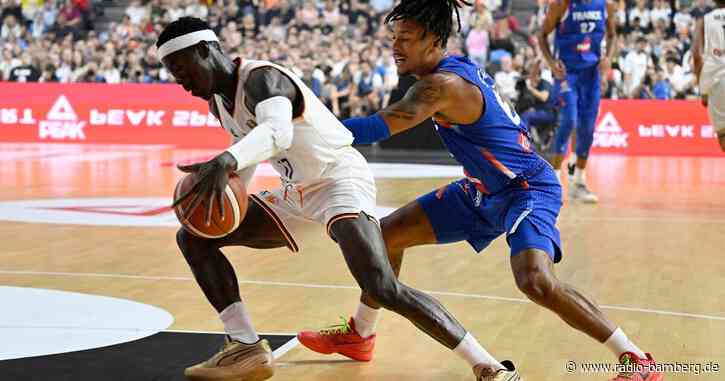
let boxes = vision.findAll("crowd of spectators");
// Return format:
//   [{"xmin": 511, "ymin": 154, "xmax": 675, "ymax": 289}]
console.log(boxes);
[{"xmin": 0, "ymin": 0, "xmax": 717, "ymax": 119}]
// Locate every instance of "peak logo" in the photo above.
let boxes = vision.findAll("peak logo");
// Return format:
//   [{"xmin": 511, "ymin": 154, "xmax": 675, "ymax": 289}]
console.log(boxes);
[
  {"xmin": 39, "ymin": 95, "xmax": 86, "ymax": 140},
  {"xmin": 593, "ymin": 112, "xmax": 628, "ymax": 148}
]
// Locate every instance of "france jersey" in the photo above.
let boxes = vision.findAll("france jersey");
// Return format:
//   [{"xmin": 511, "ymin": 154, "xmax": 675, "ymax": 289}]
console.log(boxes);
[
  {"xmin": 554, "ymin": 0, "xmax": 607, "ymax": 70},
  {"xmin": 431, "ymin": 56, "xmax": 549, "ymax": 195},
  {"xmin": 416, "ymin": 56, "xmax": 563, "ymax": 263}
]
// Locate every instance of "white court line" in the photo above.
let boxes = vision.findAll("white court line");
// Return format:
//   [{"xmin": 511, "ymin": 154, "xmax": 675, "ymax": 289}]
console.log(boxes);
[
  {"xmin": 165, "ymin": 329, "xmax": 299, "ymax": 359},
  {"xmin": 2, "ymin": 269, "xmax": 724, "ymax": 322}
]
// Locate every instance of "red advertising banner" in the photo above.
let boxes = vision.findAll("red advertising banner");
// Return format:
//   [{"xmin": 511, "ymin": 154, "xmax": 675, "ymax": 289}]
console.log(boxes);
[
  {"xmin": 0, "ymin": 83, "xmax": 721, "ymax": 156},
  {"xmin": 0, "ymin": 82, "xmax": 228, "ymax": 148},
  {"xmin": 590, "ymin": 100, "xmax": 721, "ymax": 156}
]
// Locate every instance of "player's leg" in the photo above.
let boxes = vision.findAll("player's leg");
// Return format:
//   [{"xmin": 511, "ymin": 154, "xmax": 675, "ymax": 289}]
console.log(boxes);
[
  {"xmin": 550, "ymin": 74, "xmax": 579, "ymax": 181},
  {"xmin": 506, "ymin": 176, "xmax": 662, "ymax": 381},
  {"xmin": 299, "ymin": 180, "xmax": 520, "ymax": 379},
  {"xmin": 176, "ymin": 196, "xmax": 290, "ymax": 381},
  {"xmin": 330, "ymin": 213, "xmax": 518, "ymax": 379},
  {"xmin": 707, "ymin": 79, "xmax": 725, "ymax": 152},
  {"xmin": 570, "ymin": 65, "xmax": 601, "ymax": 203}
]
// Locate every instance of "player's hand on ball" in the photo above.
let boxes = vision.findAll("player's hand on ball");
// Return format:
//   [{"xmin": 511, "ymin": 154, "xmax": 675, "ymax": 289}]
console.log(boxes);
[{"xmin": 173, "ymin": 152, "xmax": 238, "ymax": 226}]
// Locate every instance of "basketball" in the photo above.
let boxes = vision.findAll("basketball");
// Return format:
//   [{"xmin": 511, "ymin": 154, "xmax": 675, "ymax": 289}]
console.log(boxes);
[{"xmin": 173, "ymin": 173, "xmax": 249, "ymax": 239}]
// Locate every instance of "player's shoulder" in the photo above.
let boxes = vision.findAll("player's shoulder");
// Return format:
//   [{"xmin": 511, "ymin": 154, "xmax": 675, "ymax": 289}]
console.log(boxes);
[
  {"xmin": 244, "ymin": 64, "xmax": 297, "ymax": 103},
  {"xmin": 415, "ymin": 72, "xmax": 462, "ymax": 98}
]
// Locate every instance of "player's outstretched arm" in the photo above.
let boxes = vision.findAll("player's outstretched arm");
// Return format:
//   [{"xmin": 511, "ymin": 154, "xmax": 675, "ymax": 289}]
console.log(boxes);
[{"xmin": 343, "ymin": 73, "xmax": 453, "ymax": 144}]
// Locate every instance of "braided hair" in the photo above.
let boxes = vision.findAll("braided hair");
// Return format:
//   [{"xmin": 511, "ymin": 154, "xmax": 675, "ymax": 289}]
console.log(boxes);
[{"xmin": 384, "ymin": 0, "xmax": 473, "ymax": 47}]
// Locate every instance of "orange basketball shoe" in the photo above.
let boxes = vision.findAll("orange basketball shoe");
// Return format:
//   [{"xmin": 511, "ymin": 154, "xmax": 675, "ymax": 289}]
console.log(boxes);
[
  {"xmin": 297, "ymin": 317, "xmax": 376, "ymax": 362},
  {"xmin": 610, "ymin": 352, "xmax": 664, "ymax": 381}
]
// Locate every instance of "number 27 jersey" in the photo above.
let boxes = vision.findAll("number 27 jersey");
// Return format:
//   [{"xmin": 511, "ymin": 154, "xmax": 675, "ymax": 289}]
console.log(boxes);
[{"xmin": 432, "ymin": 56, "xmax": 548, "ymax": 195}]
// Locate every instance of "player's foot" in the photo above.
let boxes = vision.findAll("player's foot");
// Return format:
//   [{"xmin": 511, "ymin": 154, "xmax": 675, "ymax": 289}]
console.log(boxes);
[
  {"xmin": 297, "ymin": 317, "xmax": 376, "ymax": 361},
  {"xmin": 184, "ymin": 336, "xmax": 274, "ymax": 381},
  {"xmin": 474, "ymin": 360, "xmax": 522, "ymax": 381},
  {"xmin": 609, "ymin": 352, "xmax": 663, "ymax": 381},
  {"xmin": 569, "ymin": 182, "xmax": 599, "ymax": 203}
]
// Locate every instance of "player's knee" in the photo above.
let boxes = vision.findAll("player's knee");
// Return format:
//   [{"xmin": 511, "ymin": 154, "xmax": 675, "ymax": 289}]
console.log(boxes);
[
  {"xmin": 363, "ymin": 272, "xmax": 403, "ymax": 310},
  {"xmin": 514, "ymin": 265, "xmax": 557, "ymax": 306}
]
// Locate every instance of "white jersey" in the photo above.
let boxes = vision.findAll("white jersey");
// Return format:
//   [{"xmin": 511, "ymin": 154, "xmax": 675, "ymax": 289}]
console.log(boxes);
[
  {"xmin": 700, "ymin": 8, "xmax": 725, "ymax": 94},
  {"xmin": 213, "ymin": 59, "xmax": 371, "ymax": 189}
]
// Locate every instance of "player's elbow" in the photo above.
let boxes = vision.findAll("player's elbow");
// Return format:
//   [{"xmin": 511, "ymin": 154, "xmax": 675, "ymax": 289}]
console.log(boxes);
[{"xmin": 270, "ymin": 119, "xmax": 294, "ymax": 151}]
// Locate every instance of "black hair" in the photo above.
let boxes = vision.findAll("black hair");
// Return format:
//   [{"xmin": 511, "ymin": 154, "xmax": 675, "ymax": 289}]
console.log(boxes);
[
  {"xmin": 156, "ymin": 16, "xmax": 220, "ymax": 51},
  {"xmin": 384, "ymin": 0, "xmax": 473, "ymax": 47}
]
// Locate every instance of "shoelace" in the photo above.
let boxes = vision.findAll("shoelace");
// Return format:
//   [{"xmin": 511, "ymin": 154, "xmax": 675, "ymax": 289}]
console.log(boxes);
[{"xmin": 319, "ymin": 316, "xmax": 351, "ymax": 336}]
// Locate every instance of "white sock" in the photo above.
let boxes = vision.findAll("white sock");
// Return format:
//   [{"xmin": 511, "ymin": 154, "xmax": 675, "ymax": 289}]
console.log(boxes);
[
  {"xmin": 353, "ymin": 302, "xmax": 380, "ymax": 338},
  {"xmin": 220, "ymin": 302, "xmax": 260, "ymax": 344},
  {"xmin": 604, "ymin": 328, "xmax": 646, "ymax": 359},
  {"xmin": 574, "ymin": 167, "xmax": 586, "ymax": 185},
  {"xmin": 453, "ymin": 332, "xmax": 504, "ymax": 370}
]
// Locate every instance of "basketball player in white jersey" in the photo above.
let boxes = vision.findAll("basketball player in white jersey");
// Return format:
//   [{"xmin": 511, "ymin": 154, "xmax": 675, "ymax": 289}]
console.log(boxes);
[
  {"xmin": 157, "ymin": 17, "xmax": 510, "ymax": 381},
  {"xmin": 694, "ymin": 0, "xmax": 725, "ymax": 152}
]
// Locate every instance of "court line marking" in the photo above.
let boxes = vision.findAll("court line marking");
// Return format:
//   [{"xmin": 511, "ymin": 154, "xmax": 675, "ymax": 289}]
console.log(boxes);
[
  {"xmin": 1, "ymin": 269, "xmax": 724, "ymax": 322},
  {"xmin": 164, "ymin": 329, "xmax": 299, "ymax": 359}
]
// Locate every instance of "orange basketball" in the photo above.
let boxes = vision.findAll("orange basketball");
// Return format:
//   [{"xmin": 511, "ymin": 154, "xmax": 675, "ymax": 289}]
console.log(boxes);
[{"xmin": 173, "ymin": 173, "xmax": 248, "ymax": 239}]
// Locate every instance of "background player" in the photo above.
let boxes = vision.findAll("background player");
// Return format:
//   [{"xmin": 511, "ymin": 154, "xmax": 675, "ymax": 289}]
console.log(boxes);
[
  {"xmin": 538, "ymin": 0, "xmax": 618, "ymax": 202},
  {"xmin": 298, "ymin": 1, "xmax": 662, "ymax": 380},
  {"xmin": 693, "ymin": 0, "xmax": 725, "ymax": 152},
  {"xmin": 159, "ymin": 17, "xmax": 518, "ymax": 381}
]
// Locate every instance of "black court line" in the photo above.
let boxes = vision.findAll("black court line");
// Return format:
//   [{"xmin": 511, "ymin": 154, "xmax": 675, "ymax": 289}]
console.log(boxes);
[{"xmin": 0, "ymin": 331, "xmax": 296, "ymax": 381}]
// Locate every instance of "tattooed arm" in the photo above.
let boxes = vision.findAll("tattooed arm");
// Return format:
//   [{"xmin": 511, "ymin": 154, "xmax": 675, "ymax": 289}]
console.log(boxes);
[{"xmin": 378, "ymin": 73, "xmax": 455, "ymax": 136}]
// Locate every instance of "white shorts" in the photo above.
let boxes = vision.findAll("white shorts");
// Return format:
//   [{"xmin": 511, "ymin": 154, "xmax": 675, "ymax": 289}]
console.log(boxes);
[
  {"xmin": 708, "ymin": 79, "xmax": 725, "ymax": 133},
  {"xmin": 250, "ymin": 177, "xmax": 377, "ymax": 253}
]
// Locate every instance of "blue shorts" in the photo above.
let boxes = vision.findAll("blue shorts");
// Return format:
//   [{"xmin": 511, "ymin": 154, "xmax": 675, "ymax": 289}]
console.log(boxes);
[
  {"xmin": 551, "ymin": 65, "xmax": 601, "ymax": 159},
  {"xmin": 418, "ymin": 166, "xmax": 563, "ymax": 263}
]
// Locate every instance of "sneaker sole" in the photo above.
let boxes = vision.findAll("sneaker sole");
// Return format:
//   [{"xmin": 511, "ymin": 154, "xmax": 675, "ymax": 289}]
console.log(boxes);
[
  {"xmin": 337, "ymin": 349, "xmax": 373, "ymax": 362},
  {"xmin": 297, "ymin": 337, "xmax": 373, "ymax": 362},
  {"xmin": 185, "ymin": 364, "xmax": 274, "ymax": 381}
]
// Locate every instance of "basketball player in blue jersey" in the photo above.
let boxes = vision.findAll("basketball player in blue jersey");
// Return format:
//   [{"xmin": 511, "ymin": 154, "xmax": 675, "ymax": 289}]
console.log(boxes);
[
  {"xmin": 538, "ymin": 0, "xmax": 618, "ymax": 203},
  {"xmin": 298, "ymin": 1, "xmax": 663, "ymax": 380}
]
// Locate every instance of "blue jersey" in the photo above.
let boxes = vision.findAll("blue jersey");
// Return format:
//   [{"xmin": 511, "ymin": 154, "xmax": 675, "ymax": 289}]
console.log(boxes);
[
  {"xmin": 432, "ymin": 56, "xmax": 548, "ymax": 195},
  {"xmin": 554, "ymin": 0, "xmax": 607, "ymax": 70}
]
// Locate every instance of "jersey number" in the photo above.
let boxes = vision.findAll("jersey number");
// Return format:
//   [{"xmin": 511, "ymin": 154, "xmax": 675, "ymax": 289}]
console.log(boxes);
[
  {"xmin": 580, "ymin": 22, "xmax": 596, "ymax": 33},
  {"xmin": 278, "ymin": 158, "xmax": 294, "ymax": 179},
  {"xmin": 492, "ymin": 87, "xmax": 521, "ymax": 125}
]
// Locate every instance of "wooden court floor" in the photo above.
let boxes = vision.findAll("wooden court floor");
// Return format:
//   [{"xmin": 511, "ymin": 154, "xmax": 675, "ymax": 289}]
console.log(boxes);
[{"xmin": 1, "ymin": 143, "xmax": 724, "ymax": 380}]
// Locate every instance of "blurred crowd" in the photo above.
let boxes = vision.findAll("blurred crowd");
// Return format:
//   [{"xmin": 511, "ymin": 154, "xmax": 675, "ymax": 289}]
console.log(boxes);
[{"xmin": 0, "ymin": 0, "xmax": 716, "ymax": 119}]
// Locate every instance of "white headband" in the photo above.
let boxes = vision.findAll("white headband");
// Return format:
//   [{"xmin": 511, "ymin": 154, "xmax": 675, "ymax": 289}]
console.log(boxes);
[{"xmin": 157, "ymin": 29, "xmax": 219, "ymax": 60}]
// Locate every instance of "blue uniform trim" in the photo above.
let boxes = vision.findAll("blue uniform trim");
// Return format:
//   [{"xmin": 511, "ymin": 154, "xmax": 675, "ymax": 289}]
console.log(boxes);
[{"xmin": 342, "ymin": 113, "xmax": 390, "ymax": 145}]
